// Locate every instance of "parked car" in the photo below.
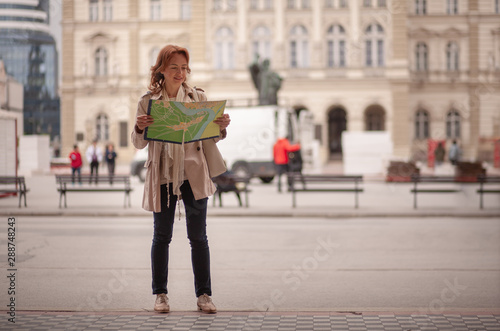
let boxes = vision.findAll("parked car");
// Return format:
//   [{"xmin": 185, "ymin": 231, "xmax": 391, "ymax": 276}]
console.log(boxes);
[{"xmin": 130, "ymin": 147, "xmax": 148, "ymax": 182}]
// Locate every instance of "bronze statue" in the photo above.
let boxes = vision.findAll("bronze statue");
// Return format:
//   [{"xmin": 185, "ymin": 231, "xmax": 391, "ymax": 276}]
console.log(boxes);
[{"xmin": 249, "ymin": 55, "xmax": 282, "ymax": 105}]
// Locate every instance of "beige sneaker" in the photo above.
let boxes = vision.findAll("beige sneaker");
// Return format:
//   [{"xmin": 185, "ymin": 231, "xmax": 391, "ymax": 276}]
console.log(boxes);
[
  {"xmin": 154, "ymin": 293, "xmax": 170, "ymax": 313},
  {"xmin": 197, "ymin": 294, "xmax": 217, "ymax": 314}
]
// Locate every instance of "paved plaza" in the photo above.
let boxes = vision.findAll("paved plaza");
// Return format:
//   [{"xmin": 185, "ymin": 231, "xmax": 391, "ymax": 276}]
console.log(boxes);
[{"xmin": 0, "ymin": 215, "xmax": 499, "ymax": 330}]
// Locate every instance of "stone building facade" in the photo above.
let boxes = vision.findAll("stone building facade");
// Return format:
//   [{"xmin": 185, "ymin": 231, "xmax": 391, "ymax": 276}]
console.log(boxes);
[{"xmin": 61, "ymin": 0, "xmax": 500, "ymax": 166}]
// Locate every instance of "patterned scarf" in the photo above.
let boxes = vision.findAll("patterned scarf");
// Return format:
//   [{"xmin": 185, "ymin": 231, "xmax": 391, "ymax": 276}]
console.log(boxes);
[{"xmin": 162, "ymin": 86, "xmax": 188, "ymax": 206}]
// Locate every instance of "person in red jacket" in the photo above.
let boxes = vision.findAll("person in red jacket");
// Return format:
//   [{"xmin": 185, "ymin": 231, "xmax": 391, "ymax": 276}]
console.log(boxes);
[
  {"xmin": 273, "ymin": 137, "xmax": 300, "ymax": 192},
  {"xmin": 69, "ymin": 144, "xmax": 83, "ymax": 184}
]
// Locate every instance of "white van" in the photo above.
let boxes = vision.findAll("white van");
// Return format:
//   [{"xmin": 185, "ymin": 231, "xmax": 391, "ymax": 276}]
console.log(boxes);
[{"xmin": 217, "ymin": 105, "xmax": 299, "ymax": 183}]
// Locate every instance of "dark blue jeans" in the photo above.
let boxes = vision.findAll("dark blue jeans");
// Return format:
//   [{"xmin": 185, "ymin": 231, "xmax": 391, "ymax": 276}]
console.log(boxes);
[
  {"xmin": 151, "ymin": 181, "xmax": 211, "ymax": 297},
  {"xmin": 71, "ymin": 167, "xmax": 81, "ymax": 184}
]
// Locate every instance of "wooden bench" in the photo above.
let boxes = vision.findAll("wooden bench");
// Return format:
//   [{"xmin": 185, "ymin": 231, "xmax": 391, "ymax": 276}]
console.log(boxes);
[
  {"xmin": 0, "ymin": 176, "xmax": 29, "ymax": 208},
  {"xmin": 55, "ymin": 175, "xmax": 133, "ymax": 208},
  {"xmin": 477, "ymin": 175, "xmax": 500, "ymax": 209},
  {"xmin": 212, "ymin": 174, "xmax": 251, "ymax": 208},
  {"xmin": 287, "ymin": 173, "xmax": 364, "ymax": 208},
  {"xmin": 410, "ymin": 175, "xmax": 471, "ymax": 209}
]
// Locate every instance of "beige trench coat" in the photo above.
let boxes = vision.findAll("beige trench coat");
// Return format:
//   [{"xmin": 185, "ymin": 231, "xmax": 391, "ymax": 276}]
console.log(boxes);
[{"xmin": 131, "ymin": 83, "xmax": 225, "ymax": 212}]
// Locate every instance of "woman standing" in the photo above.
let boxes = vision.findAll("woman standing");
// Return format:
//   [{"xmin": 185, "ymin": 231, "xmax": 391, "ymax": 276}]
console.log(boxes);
[{"xmin": 131, "ymin": 45, "xmax": 230, "ymax": 314}]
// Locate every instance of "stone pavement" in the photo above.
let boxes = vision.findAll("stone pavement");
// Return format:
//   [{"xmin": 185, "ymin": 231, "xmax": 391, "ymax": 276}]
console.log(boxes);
[
  {"xmin": 2, "ymin": 311, "xmax": 500, "ymax": 331},
  {"xmin": 1, "ymin": 215, "xmax": 499, "ymax": 330}
]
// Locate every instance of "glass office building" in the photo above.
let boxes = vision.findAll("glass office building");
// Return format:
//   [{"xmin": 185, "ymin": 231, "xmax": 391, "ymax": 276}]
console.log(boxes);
[{"xmin": 0, "ymin": 0, "xmax": 60, "ymax": 143}]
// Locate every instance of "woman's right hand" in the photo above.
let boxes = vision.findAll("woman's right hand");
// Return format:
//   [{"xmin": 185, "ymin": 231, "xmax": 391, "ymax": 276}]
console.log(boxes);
[{"xmin": 136, "ymin": 115, "xmax": 154, "ymax": 131}]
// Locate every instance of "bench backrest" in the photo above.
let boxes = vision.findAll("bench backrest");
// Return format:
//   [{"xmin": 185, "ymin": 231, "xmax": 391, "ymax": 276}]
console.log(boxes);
[
  {"xmin": 0, "ymin": 176, "xmax": 26, "ymax": 187},
  {"xmin": 411, "ymin": 175, "xmax": 457, "ymax": 183},
  {"xmin": 56, "ymin": 175, "xmax": 131, "ymax": 186},
  {"xmin": 213, "ymin": 174, "xmax": 250, "ymax": 190},
  {"xmin": 412, "ymin": 174, "xmax": 496, "ymax": 183},
  {"xmin": 477, "ymin": 175, "xmax": 500, "ymax": 183},
  {"xmin": 288, "ymin": 174, "xmax": 363, "ymax": 183}
]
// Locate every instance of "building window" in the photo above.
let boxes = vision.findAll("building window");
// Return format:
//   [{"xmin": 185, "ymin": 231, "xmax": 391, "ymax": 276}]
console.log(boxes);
[
  {"xmin": 415, "ymin": 109, "xmax": 429, "ymax": 139},
  {"xmin": 180, "ymin": 0, "xmax": 191, "ymax": 20},
  {"xmin": 327, "ymin": 24, "xmax": 346, "ymax": 68},
  {"xmin": 496, "ymin": 0, "xmax": 499, "ymax": 13},
  {"xmin": 119, "ymin": 121, "xmax": 128, "ymax": 147},
  {"xmin": 289, "ymin": 25, "xmax": 309, "ymax": 68},
  {"xmin": 150, "ymin": 0, "xmax": 161, "ymax": 20},
  {"xmin": 325, "ymin": 0, "xmax": 334, "ymax": 7},
  {"xmin": 446, "ymin": 110, "xmax": 460, "ymax": 139},
  {"xmin": 96, "ymin": 114, "xmax": 109, "ymax": 142},
  {"xmin": 287, "ymin": 0, "xmax": 295, "ymax": 9},
  {"xmin": 415, "ymin": 42, "xmax": 428, "ymax": 71},
  {"xmin": 95, "ymin": 47, "xmax": 108, "ymax": 76},
  {"xmin": 227, "ymin": 0, "xmax": 237, "ymax": 10},
  {"xmin": 302, "ymin": 0, "xmax": 310, "ymax": 8},
  {"xmin": 150, "ymin": 47, "xmax": 160, "ymax": 67},
  {"xmin": 214, "ymin": 27, "xmax": 234, "ymax": 70},
  {"xmin": 365, "ymin": 106, "xmax": 385, "ymax": 131},
  {"xmin": 264, "ymin": 0, "xmax": 273, "ymax": 9},
  {"xmin": 103, "ymin": 0, "xmax": 112, "ymax": 21},
  {"xmin": 363, "ymin": 0, "xmax": 372, "ymax": 7},
  {"xmin": 446, "ymin": 42, "xmax": 459, "ymax": 71},
  {"xmin": 252, "ymin": 26, "xmax": 272, "ymax": 60},
  {"xmin": 250, "ymin": 0, "xmax": 259, "ymax": 9},
  {"xmin": 340, "ymin": 0, "xmax": 348, "ymax": 7},
  {"xmin": 415, "ymin": 0, "xmax": 426, "ymax": 14},
  {"xmin": 89, "ymin": 0, "xmax": 98, "ymax": 21},
  {"xmin": 378, "ymin": 0, "xmax": 386, "ymax": 6},
  {"xmin": 447, "ymin": 0, "xmax": 458, "ymax": 14},
  {"xmin": 214, "ymin": 0, "xmax": 222, "ymax": 10},
  {"xmin": 365, "ymin": 24, "xmax": 384, "ymax": 67}
]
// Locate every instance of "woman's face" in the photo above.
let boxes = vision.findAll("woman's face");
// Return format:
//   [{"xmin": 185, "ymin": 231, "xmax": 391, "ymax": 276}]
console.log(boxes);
[{"xmin": 161, "ymin": 53, "xmax": 188, "ymax": 93}]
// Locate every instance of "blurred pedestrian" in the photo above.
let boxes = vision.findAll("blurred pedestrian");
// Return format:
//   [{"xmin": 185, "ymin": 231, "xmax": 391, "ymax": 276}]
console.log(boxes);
[
  {"xmin": 105, "ymin": 143, "xmax": 117, "ymax": 183},
  {"xmin": 273, "ymin": 136, "xmax": 300, "ymax": 192},
  {"xmin": 132, "ymin": 44, "xmax": 230, "ymax": 314},
  {"xmin": 448, "ymin": 140, "xmax": 461, "ymax": 165},
  {"xmin": 434, "ymin": 142, "xmax": 445, "ymax": 166},
  {"xmin": 288, "ymin": 144, "xmax": 303, "ymax": 174},
  {"xmin": 86, "ymin": 139, "xmax": 103, "ymax": 184},
  {"xmin": 69, "ymin": 144, "xmax": 82, "ymax": 184}
]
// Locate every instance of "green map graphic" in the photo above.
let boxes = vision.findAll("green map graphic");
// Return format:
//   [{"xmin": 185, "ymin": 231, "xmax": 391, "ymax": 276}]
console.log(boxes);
[{"xmin": 145, "ymin": 100, "xmax": 226, "ymax": 144}]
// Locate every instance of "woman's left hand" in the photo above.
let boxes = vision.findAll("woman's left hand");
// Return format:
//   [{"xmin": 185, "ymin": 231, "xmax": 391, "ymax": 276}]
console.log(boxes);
[{"xmin": 214, "ymin": 114, "xmax": 231, "ymax": 130}]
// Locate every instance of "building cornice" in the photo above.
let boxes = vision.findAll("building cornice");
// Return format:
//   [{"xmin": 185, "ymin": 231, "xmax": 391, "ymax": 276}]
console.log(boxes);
[{"xmin": 84, "ymin": 32, "xmax": 118, "ymax": 43}]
